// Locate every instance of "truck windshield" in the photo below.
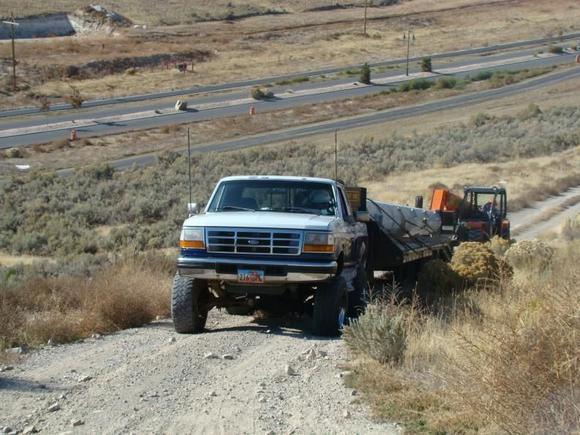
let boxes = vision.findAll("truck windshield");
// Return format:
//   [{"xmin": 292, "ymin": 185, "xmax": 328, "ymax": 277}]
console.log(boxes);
[{"xmin": 208, "ymin": 180, "xmax": 337, "ymax": 216}]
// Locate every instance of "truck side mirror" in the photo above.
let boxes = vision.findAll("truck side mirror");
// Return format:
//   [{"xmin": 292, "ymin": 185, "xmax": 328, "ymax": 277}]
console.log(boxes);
[
  {"xmin": 354, "ymin": 210, "xmax": 370, "ymax": 223},
  {"xmin": 187, "ymin": 203, "xmax": 199, "ymax": 216}
]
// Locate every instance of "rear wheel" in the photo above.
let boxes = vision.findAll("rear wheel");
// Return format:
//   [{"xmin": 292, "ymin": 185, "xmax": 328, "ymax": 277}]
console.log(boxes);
[
  {"xmin": 171, "ymin": 275, "xmax": 210, "ymax": 334},
  {"xmin": 312, "ymin": 276, "xmax": 348, "ymax": 337}
]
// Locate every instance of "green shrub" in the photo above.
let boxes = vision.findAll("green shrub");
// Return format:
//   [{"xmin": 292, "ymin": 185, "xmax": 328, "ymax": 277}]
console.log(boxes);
[
  {"xmin": 548, "ymin": 45, "xmax": 564, "ymax": 54},
  {"xmin": 421, "ymin": 56, "xmax": 432, "ymax": 73},
  {"xmin": 470, "ymin": 111, "xmax": 494, "ymax": 127},
  {"xmin": 250, "ymin": 87, "xmax": 274, "ymax": 100},
  {"xmin": 417, "ymin": 259, "xmax": 460, "ymax": 296},
  {"xmin": 398, "ymin": 78, "xmax": 432, "ymax": 92},
  {"xmin": 343, "ymin": 302, "xmax": 408, "ymax": 365},
  {"xmin": 435, "ymin": 77, "xmax": 458, "ymax": 89},
  {"xmin": 5, "ymin": 148, "xmax": 24, "ymax": 159},
  {"xmin": 471, "ymin": 70, "xmax": 493, "ymax": 81},
  {"xmin": 360, "ymin": 62, "xmax": 371, "ymax": 85}
]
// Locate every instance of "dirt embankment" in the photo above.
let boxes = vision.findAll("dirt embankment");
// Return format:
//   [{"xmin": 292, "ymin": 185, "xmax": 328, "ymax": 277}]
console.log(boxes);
[{"xmin": 0, "ymin": 311, "xmax": 400, "ymax": 434}]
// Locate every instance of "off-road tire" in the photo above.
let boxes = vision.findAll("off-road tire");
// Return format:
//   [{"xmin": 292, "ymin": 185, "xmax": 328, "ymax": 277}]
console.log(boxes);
[
  {"xmin": 312, "ymin": 276, "xmax": 348, "ymax": 337},
  {"xmin": 171, "ymin": 274, "xmax": 209, "ymax": 334}
]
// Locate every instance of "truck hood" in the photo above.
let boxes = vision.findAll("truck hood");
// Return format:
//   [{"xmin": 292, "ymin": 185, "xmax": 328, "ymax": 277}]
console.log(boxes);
[{"xmin": 183, "ymin": 211, "xmax": 336, "ymax": 231}]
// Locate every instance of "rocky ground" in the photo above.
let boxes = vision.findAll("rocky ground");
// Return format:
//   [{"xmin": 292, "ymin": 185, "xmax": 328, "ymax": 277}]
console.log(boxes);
[{"xmin": 0, "ymin": 311, "xmax": 400, "ymax": 434}]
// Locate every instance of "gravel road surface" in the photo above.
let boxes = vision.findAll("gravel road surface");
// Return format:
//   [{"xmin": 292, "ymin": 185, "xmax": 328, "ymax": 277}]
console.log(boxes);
[
  {"xmin": 510, "ymin": 186, "xmax": 580, "ymax": 240},
  {"xmin": 0, "ymin": 311, "xmax": 400, "ymax": 435}
]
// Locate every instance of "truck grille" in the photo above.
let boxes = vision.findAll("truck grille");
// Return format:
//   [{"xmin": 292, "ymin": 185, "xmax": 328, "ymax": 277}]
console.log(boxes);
[{"xmin": 206, "ymin": 228, "xmax": 302, "ymax": 255}]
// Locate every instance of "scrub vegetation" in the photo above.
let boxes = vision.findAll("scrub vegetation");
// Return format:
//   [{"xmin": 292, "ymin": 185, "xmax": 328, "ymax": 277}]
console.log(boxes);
[
  {"xmin": 1, "ymin": 105, "xmax": 579, "ymax": 258},
  {"xmin": 0, "ymin": 251, "xmax": 172, "ymax": 356},
  {"xmin": 343, "ymin": 239, "xmax": 579, "ymax": 434},
  {"xmin": 1, "ymin": 105, "xmax": 579, "ymax": 356}
]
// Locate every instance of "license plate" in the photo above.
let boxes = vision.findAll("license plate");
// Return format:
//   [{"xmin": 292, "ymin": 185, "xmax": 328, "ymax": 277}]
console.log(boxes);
[{"xmin": 238, "ymin": 269, "xmax": 265, "ymax": 284}]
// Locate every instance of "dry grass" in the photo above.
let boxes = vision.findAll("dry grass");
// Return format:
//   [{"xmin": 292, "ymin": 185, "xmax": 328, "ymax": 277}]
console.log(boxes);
[
  {"xmin": 0, "ymin": 252, "xmax": 173, "ymax": 354},
  {"xmin": 562, "ymin": 213, "xmax": 580, "ymax": 241},
  {"xmin": 0, "ymin": 0, "xmax": 578, "ymax": 106},
  {"xmin": 344, "ymin": 240, "xmax": 580, "ymax": 434},
  {"xmin": 366, "ymin": 146, "xmax": 580, "ymax": 212},
  {"xmin": 1, "ymin": 0, "xmax": 372, "ymax": 24}
]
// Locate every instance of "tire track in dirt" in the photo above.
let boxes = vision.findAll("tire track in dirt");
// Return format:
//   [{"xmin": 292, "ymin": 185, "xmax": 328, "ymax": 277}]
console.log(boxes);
[
  {"xmin": 0, "ymin": 311, "xmax": 400, "ymax": 434},
  {"xmin": 511, "ymin": 186, "xmax": 580, "ymax": 239}
]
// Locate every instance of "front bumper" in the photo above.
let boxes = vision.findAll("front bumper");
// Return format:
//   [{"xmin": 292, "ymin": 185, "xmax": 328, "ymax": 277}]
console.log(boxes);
[{"xmin": 177, "ymin": 256, "xmax": 337, "ymax": 283}]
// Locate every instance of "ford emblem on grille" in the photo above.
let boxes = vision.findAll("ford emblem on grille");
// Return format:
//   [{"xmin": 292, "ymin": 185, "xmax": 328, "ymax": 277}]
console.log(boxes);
[{"xmin": 247, "ymin": 239, "xmax": 260, "ymax": 245}]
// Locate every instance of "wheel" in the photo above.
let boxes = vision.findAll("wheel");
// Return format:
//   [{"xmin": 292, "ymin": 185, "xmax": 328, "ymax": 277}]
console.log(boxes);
[
  {"xmin": 312, "ymin": 276, "xmax": 348, "ymax": 337},
  {"xmin": 348, "ymin": 263, "xmax": 368, "ymax": 319},
  {"xmin": 171, "ymin": 274, "xmax": 210, "ymax": 334},
  {"xmin": 225, "ymin": 306, "xmax": 253, "ymax": 316}
]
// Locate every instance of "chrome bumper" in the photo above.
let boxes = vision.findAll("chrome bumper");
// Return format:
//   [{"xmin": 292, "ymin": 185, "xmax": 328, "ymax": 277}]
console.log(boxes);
[{"xmin": 177, "ymin": 256, "xmax": 337, "ymax": 283}]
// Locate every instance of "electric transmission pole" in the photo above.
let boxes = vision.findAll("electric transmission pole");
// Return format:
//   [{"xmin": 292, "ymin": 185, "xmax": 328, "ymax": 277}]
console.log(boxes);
[
  {"xmin": 2, "ymin": 14, "xmax": 19, "ymax": 91},
  {"xmin": 404, "ymin": 29, "xmax": 415, "ymax": 76},
  {"xmin": 363, "ymin": 0, "xmax": 368, "ymax": 36}
]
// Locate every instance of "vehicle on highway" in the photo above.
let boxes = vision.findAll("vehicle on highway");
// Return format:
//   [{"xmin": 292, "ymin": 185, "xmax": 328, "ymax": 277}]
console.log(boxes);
[{"xmin": 172, "ymin": 175, "xmax": 452, "ymax": 336}]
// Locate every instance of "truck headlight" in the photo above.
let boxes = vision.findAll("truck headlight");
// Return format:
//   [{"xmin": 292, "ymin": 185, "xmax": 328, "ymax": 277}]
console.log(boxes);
[
  {"xmin": 179, "ymin": 227, "xmax": 205, "ymax": 249},
  {"xmin": 303, "ymin": 232, "xmax": 334, "ymax": 253}
]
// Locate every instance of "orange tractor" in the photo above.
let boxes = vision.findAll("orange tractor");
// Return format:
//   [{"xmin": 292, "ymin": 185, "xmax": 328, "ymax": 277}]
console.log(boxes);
[{"xmin": 430, "ymin": 186, "xmax": 510, "ymax": 242}]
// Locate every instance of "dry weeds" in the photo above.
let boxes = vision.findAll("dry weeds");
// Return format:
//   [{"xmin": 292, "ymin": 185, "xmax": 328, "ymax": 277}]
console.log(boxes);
[
  {"xmin": 0, "ymin": 252, "xmax": 172, "ymax": 353},
  {"xmin": 345, "ymin": 241, "xmax": 580, "ymax": 434}
]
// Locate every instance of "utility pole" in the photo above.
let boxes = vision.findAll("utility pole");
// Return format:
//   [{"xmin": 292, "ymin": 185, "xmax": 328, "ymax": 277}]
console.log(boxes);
[
  {"xmin": 405, "ymin": 29, "xmax": 415, "ymax": 76},
  {"xmin": 334, "ymin": 130, "xmax": 338, "ymax": 181},
  {"xmin": 363, "ymin": 0, "xmax": 368, "ymax": 36},
  {"xmin": 2, "ymin": 14, "xmax": 19, "ymax": 91}
]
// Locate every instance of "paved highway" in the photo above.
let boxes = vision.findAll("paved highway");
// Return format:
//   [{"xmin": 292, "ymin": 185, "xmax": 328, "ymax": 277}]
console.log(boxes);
[
  {"xmin": 1, "ymin": 49, "xmax": 577, "ymax": 149},
  {"xmin": 55, "ymin": 66, "xmax": 580, "ymax": 176},
  {"xmin": 1, "ymin": 31, "xmax": 579, "ymax": 119}
]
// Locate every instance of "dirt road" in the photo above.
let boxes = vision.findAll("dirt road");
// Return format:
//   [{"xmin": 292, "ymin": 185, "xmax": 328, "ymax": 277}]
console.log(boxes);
[
  {"xmin": 0, "ymin": 311, "xmax": 400, "ymax": 435},
  {"xmin": 510, "ymin": 186, "xmax": 580, "ymax": 240}
]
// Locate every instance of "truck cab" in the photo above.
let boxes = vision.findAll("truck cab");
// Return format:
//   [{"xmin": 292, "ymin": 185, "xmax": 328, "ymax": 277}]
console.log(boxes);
[{"xmin": 172, "ymin": 175, "xmax": 369, "ymax": 336}]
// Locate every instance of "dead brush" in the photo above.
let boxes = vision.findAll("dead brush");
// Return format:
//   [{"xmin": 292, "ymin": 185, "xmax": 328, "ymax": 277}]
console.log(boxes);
[
  {"xmin": 0, "ymin": 253, "xmax": 171, "ymax": 350},
  {"xmin": 345, "ymin": 242, "xmax": 578, "ymax": 433},
  {"xmin": 505, "ymin": 239, "xmax": 554, "ymax": 272},
  {"xmin": 442, "ymin": 255, "xmax": 580, "ymax": 434}
]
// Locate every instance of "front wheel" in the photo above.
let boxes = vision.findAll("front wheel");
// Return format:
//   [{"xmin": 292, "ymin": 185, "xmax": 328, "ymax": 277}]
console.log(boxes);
[
  {"xmin": 348, "ymin": 263, "xmax": 368, "ymax": 319},
  {"xmin": 312, "ymin": 276, "xmax": 348, "ymax": 337},
  {"xmin": 171, "ymin": 275, "xmax": 210, "ymax": 334}
]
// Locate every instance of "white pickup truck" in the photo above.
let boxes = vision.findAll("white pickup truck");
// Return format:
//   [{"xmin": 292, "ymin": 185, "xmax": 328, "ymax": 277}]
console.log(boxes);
[{"xmin": 172, "ymin": 175, "xmax": 370, "ymax": 336}]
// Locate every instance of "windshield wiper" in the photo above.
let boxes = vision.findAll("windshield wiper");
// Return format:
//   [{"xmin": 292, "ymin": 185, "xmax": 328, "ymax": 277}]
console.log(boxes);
[
  {"xmin": 219, "ymin": 205, "xmax": 254, "ymax": 212},
  {"xmin": 282, "ymin": 206, "xmax": 318, "ymax": 214}
]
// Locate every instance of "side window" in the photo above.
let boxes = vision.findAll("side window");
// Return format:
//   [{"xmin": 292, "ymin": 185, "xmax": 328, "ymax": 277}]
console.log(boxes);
[{"xmin": 338, "ymin": 187, "xmax": 352, "ymax": 218}]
